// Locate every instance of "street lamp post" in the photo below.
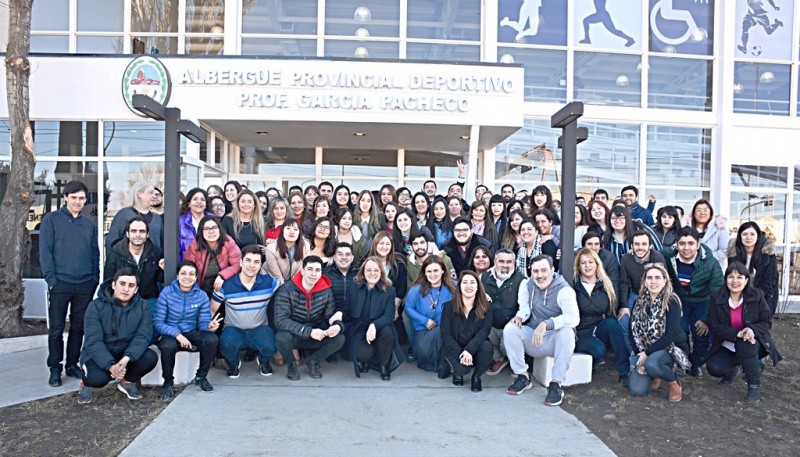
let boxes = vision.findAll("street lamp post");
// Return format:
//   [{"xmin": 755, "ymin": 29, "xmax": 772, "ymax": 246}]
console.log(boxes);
[
  {"xmin": 552, "ymin": 102, "xmax": 588, "ymax": 286},
  {"xmin": 132, "ymin": 94, "xmax": 206, "ymax": 283}
]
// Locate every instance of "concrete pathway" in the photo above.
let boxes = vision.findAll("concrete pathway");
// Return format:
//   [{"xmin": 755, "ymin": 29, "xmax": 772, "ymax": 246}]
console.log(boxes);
[{"xmin": 122, "ymin": 360, "xmax": 616, "ymax": 457}]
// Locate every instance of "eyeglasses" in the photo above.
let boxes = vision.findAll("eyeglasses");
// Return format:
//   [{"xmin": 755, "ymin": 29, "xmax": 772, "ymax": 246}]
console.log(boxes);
[
  {"xmin": 203, "ymin": 226, "xmax": 220, "ymax": 232},
  {"xmin": 317, "ymin": 225, "xmax": 331, "ymax": 231},
  {"xmin": 211, "ymin": 203, "xmax": 225, "ymax": 209},
  {"xmin": 609, "ymin": 215, "xmax": 625, "ymax": 222}
]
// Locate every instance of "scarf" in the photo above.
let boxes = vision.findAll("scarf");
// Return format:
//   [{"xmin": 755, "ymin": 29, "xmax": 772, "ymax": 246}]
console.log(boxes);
[
  {"xmin": 515, "ymin": 236, "xmax": 542, "ymax": 277},
  {"xmin": 631, "ymin": 290, "xmax": 691, "ymax": 372},
  {"xmin": 471, "ymin": 220, "xmax": 485, "ymax": 237}
]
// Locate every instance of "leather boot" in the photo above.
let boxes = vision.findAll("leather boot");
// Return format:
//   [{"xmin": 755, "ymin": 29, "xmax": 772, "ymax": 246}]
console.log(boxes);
[
  {"xmin": 471, "ymin": 375, "xmax": 482, "ymax": 392},
  {"xmin": 650, "ymin": 378, "xmax": 661, "ymax": 391},
  {"xmin": 667, "ymin": 379, "xmax": 682, "ymax": 402}
]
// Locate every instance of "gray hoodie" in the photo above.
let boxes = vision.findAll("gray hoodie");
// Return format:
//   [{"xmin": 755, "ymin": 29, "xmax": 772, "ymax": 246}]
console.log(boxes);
[{"xmin": 515, "ymin": 274, "xmax": 580, "ymax": 331}]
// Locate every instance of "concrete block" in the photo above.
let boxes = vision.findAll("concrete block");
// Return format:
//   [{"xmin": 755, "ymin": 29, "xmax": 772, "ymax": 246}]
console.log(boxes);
[
  {"xmin": 141, "ymin": 347, "xmax": 200, "ymax": 386},
  {"xmin": 532, "ymin": 353, "xmax": 592, "ymax": 387}
]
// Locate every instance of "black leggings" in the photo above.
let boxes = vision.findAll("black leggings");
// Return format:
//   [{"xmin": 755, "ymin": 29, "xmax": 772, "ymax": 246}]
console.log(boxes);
[
  {"xmin": 83, "ymin": 349, "xmax": 158, "ymax": 387},
  {"xmin": 442, "ymin": 340, "xmax": 494, "ymax": 377},
  {"xmin": 353, "ymin": 326, "xmax": 395, "ymax": 367},
  {"xmin": 158, "ymin": 330, "xmax": 218, "ymax": 384},
  {"xmin": 706, "ymin": 339, "xmax": 761, "ymax": 385}
]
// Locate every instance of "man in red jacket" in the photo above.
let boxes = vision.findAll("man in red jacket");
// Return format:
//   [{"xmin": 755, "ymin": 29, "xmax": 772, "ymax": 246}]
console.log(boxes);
[{"xmin": 273, "ymin": 256, "xmax": 344, "ymax": 381}]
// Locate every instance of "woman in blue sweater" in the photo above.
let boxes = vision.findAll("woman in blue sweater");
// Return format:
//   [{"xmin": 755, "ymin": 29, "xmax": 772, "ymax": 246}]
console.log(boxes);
[{"xmin": 404, "ymin": 256, "xmax": 455, "ymax": 375}]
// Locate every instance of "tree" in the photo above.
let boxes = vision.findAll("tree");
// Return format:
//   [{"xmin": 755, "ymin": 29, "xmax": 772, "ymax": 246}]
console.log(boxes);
[{"xmin": 0, "ymin": 0, "xmax": 35, "ymax": 337}]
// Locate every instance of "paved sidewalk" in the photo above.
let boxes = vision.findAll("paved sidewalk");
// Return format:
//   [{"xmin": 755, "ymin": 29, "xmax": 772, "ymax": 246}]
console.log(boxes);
[{"xmin": 122, "ymin": 359, "xmax": 616, "ymax": 457}]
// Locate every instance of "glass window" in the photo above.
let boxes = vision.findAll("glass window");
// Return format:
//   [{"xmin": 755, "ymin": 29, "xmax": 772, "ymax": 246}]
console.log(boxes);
[
  {"xmin": 578, "ymin": 122, "xmax": 640, "ymax": 186},
  {"xmin": 77, "ymin": 36, "xmax": 123, "ymax": 54},
  {"xmin": 734, "ymin": 0, "xmax": 794, "ymax": 61},
  {"xmin": 795, "ymin": 166, "xmax": 800, "ymax": 192},
  {"xmin": 0, "ymin": 121, "xmax": 10, "ymax": 156},
  {"xmin": 791, "ymin": 192, "xmax": 800, "ymax": 294},
  {"xmin": 103, "ymin": 121, "xmax": 186, "ymax": 157},
  {"xmin": 648, "ymin": 57, "xmax": 711, "ymax": 111},
  {"xmin": 245, "ymin": 147, "xmax": 316, "ymax": 176},
  {"xmin": 186, "ymin": 0, "xmax": 225, "ymax": 34},
  {"xmin": 31, "ymin": 35, "xmax": 69, "ymax": 53},
  {"xmin": 131, "ymin": 36, "xmax": 178, "ymax": 55},
  {"xmin": 729, "ymin": 191, "xmax": 786, "ymax": 255},
  {"xmin": 5, "ymin": 160, "xmax": 100, "ymax": 278},
  {"xmin": 498, "ymin": 0, "xmax": 567, "ymax": 46},
  {"xmin": 31, "ymin": 121, "xmax": 99, "ymax": 158},
  {"xmin": 242, "ymin": 0, "xmax": 318, "ymax": 35},
  {"xmin": 185, "ymin": 37, "xmax": 224, "ymax": 55},
  {"xmin": 103, "ymin": 161, "xmax": 165, "ymax": 233},
  {"xmin": 647, "ymin": 126, "xmax": 711, "ymax": 187},
  {"xmin": 497, "ymin": 47, "xmax": 566, "ymax": 102},
  {"xmin": 131, "ymin": 0, "xmax": 179, "ymax": 33},
  {"xmin": 407, "ymin": 0, "xmax": 481, "ymax": 41},
  {"xmin": 32, "ymin": 0, "xmax": 69, "ymax": 31},
  {"xmin": 648, "ymin": 189, "xmax": 710, "ymax": 217},
  {"xmin": 648, "ymin": 0, "xmax": 714, "ymax": 55},
  {"xmin": 322, "ymin": 149, "xmax": 397, "ymax": 179},
  {"xmin": 77, "ymin": 0, "xmax": 124, "ymax": 32},
  {"xmin": 242, "ymin": 38, "xmax": 317, "ymax": 57},
  {"xmin": 575, "ymin": 52, "xmax": 641, "ymax": 107},
  {"xmin": 731, "ymin": 165, "xmax": 788, "ymax": 188},
  {"xmin": 324, "ymin": 41, "xmax": 399, "ymax": 59},
  {"xmin": 573, "ymin": 0, "xmax": 642, "ymax": 51},
  {"xmin": 733, "ymin": 62, "xmax": 791, "ymax": 116},
  {"xmin": 495, "ymin": 118, "xmax": 560, "ymax": 185},
  {"xmin": 404, "ymin": 151, "xmax": 462, "ymax": 181},
  {"xmin": 325, "ymin": 1, "xmax": 400, "ymax": 38},
  {"xmin": 406, "ymin": 43, "xmax": 479, "ymax": 62}
]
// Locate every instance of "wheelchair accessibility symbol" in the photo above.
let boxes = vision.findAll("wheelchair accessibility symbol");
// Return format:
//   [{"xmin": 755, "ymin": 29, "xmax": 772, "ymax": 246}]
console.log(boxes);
[{"xmin": 650, "ymin": 0, "xmax": 706, "ymax": 46}]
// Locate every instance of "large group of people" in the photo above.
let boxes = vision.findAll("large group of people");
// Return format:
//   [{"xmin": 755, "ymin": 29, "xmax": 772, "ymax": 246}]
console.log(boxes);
[{"xmin": 40, "ymin": 174, "xmax": 782, "ymax": 406}]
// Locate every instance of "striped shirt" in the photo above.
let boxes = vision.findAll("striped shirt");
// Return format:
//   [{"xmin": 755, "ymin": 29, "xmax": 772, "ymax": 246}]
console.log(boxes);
[{"xmin": 213, "ymin": 273, "xmax": 278, "ymax": 330}]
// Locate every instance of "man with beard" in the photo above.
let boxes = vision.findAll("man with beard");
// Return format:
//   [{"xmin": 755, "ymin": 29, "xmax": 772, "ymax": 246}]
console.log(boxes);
[
  {"xmin": 503, "ymin": 255, "xmax": 578, "ymax": 406},
  {"xmin": 482, "ymin": 249, "xmax": 527, "ymax": 376},
  {"xmin": 500, "ymin": 184, "xmax": 515, "ymax": 203},
  {"xmin": 151, "ymin": 187, "xmax": 164, "ymax": 215},
  {"xmin": 104, "ymin": 217, "xmax": 164, "ymax": 322},
  {"xmin": 443, "ymin": 217, "xmax": 493, "ymax": 276},
  {"xmin": 405, "ymin": 231, "xmax": 455, "ymax": 287}
]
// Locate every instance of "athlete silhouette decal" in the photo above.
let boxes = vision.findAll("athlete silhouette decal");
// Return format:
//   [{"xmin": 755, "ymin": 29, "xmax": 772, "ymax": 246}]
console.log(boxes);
[
  {"xmin": 738, "ymin": 0, "xmax": 783, "ymax": 54},
  {"xmin": 500, "ymin": 0, "xmax": 543, "ymax": 41},
  {"xmin": 579, "ymin": 0, "xmax": 635, "ymax": 47}
]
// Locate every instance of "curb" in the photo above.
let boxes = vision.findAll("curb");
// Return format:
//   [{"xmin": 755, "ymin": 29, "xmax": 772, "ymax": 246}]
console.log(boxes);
[{"xmin": 0, "ymin": 334, "xmax": 49, "ymax": 355}]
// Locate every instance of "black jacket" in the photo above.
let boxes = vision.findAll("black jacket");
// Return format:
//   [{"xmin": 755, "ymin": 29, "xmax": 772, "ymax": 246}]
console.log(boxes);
[
  {"xmin": 707, "ymin": 287, "xmax": 782, "ymax": 366},
  {"xmin": 273, "ymin": 272, "xmax": 339, "ymax": 338},
  {"xmin": 39, "ymin": 205, "xmax": 100, "ymax": 287},
  {"xmin": 440, "ymin": 300, "xmax": 493, "ymax": 357},
  {"xmin": 80, "ymin": 281, "xmax": 153, "ymax": 369},
  {"xmin": 443, "ymin": 234, "xmax": 493, "ymax": 276},
  {"xmin": 727, "ymin": 239, "xmax": 779, "ymax": 314},
  {"xmin": 619, "ymin": 250, "xmax": 665, "ymax": 310},
  {"xmin": 104, "ymin": 237, "xmax": 164, "ymax": 299},
  {"xmin": 574, "ymin": 281, "xmax": 615, "ymax": 336},
  {"xmin": 482, "ymin": 269, "xmax": 525, "ymax": 329},
  {"xmin": 324, "ymin": 264, "xmax": 357, "ymax": 312},
  {"xmin": 343, "ymin": 281, "xmax": 405, "ymax": 371}
]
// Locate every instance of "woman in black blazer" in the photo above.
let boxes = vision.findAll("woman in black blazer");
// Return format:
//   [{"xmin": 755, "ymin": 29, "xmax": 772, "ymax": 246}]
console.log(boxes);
[{"xmin": 343, "ymin": 256, "xmax": 402, "ymax": 381}]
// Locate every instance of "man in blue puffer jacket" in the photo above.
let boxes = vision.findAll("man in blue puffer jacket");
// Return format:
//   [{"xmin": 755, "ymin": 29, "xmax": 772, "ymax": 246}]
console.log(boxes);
[{"xmin": 154, "ymin": 260, "xmax": 221, "ymax": 398}]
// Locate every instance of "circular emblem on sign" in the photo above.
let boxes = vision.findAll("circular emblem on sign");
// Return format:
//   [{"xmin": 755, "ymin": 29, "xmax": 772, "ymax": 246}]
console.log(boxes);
[{"xmin": 122, "ymin": 56, "xmax": 171, "ymax": 116}]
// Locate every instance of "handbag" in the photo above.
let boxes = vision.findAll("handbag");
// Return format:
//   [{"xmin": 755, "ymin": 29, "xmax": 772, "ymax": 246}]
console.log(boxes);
[{"xmin": 668, "ymin": 344, "xmax": 691, "ymax": 373}]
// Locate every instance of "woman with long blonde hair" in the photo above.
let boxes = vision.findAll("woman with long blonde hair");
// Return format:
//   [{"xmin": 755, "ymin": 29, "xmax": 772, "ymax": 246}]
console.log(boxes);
[
  {"xmin": 628, "ymin": 263, "xmax": 690, "ymax": 402},
  {"xmin": 572, "ymin": 248, "xmax": 629, "ymax": 383}
]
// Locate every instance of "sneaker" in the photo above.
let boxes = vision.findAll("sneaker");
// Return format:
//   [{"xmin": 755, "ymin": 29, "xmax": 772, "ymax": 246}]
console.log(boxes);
[
  {"xmin": 287, "ymin": 360, "xmax": 300, "ymax": 381},
  {"xmin": 720, "ymin": 365, "xmax": 742, "ymax": 386},
  {"xmin": 689, "ymin": 365, "xmax": 703, "ymax": 378},
  {"xmin": 259, "ymin": 360, "xmax": 273, "ymax": 377},
  {"xmin": 544, "ymin": 382, "xmax": 564, "ymax": 406},
  {"xmin": 650, "ymin": 378, "xmax": 662, "ymax": 391},
  {"xmin": 65, "ymin": 364, "xmax": 83, "ymax": 379},
  {"xmin": 307, "ymin": 360, "xmax": 323, "ymax": 379},
  {"xmin": 486, "ymin": 358, "xmax": 509, "ymax": 376},
  {"xmin": 746, "ymin": 384, "xmax": 761, "ymax": 402},
  {"xmin": 507, "ymin": 374, "xmax": 532, "ymax": 395},
  {"xmin": 48, "ymin": 369, "xmax": 62, "ymax": 387},
  {"xmin": 117, "ymin": 380, "xmax": 143, "ymax": 400},
  {"xmin": 227, "ymin": 360, "xmax": 241, "ymax": 379},
  {"xmin": 194, "ymin": 376, "xmax": 214, "ymax": 393},
  {"xmin": 77, "ymin": 381, "xmax": 92, "ymax": 405},
  {"xmin": 161, "ymin": 383, "xmax": 175, "ymax": 400}
]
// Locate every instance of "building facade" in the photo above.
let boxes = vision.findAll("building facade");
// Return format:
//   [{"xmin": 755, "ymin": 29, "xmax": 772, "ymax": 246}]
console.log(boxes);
[{"xmin": 1, "ymin": 0, "xmax": 799, "ymax": 300}]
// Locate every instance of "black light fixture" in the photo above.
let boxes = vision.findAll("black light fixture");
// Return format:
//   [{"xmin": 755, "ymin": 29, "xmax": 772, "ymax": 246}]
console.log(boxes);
[{"xmin": 132, "ymin": 94, "xmax": 206, "ymax": 283}]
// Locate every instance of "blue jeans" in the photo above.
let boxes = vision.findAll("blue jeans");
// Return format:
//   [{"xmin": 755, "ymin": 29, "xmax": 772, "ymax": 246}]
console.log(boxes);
[
  {"xmin": 220, "ymin": 325, "xmax": 277, "ymax": 366},
  {"xmin": 575, "ymin": 318, "xmax": 630, "ymax": 376},
  {"xmin": 146, "ymin": 298, "xmax": 158, "ymax": 344},
  {"xmin": 628, "ymin": 349, "xmax": 676, "ymax": 397},
  {"xmin": 681, "ymin": 300, "xmax": 711, "ymax": 367}
]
